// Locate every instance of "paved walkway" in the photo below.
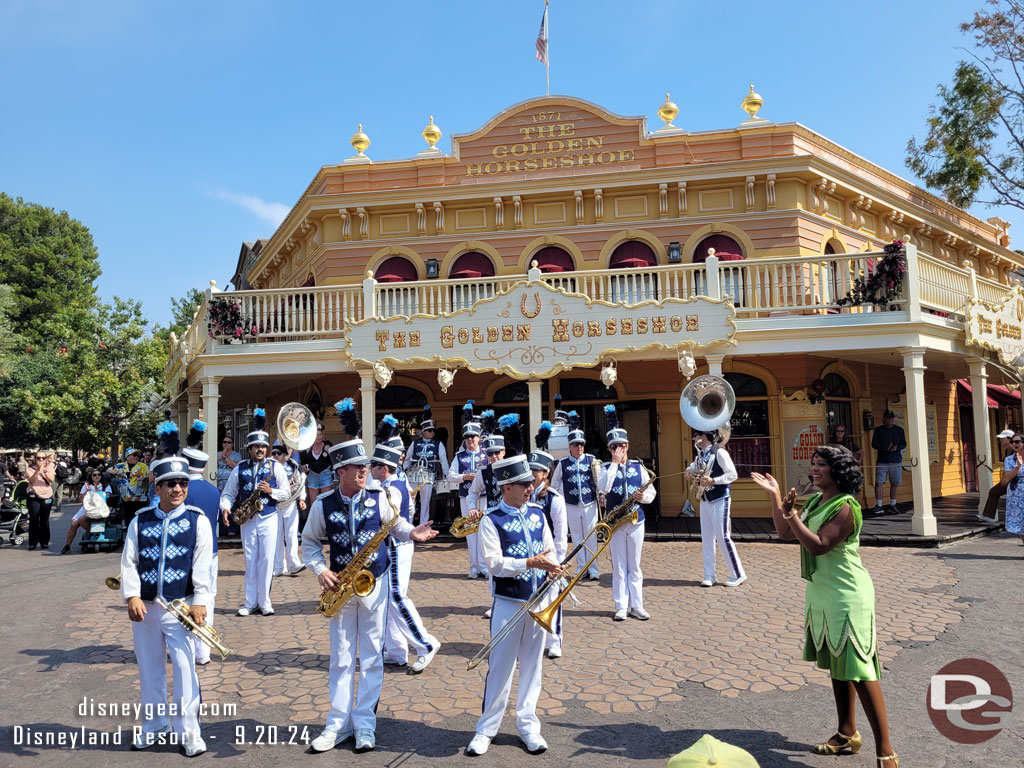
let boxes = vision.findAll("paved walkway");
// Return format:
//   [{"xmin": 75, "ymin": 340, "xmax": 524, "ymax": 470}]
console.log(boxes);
[{"xmin": 0, "ymin": 503, "xmax": 1019, "ymax": 766}]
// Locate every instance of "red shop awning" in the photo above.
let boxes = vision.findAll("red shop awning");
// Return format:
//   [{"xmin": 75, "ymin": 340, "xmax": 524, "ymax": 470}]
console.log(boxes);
[{"xmin": 957, "ymin": 379, "xmax": 1020, "ymax": 408}]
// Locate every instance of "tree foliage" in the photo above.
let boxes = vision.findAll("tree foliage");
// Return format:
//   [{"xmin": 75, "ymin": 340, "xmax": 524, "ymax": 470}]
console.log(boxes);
[{"xmin": 907, "ymin": 0, "xmax": 1024, "ymax": 211}]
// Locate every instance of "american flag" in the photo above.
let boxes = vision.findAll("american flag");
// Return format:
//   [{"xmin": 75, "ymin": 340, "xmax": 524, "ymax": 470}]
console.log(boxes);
[{"xmin": 535, "ymin": 4, "xmax": 548, "ymax": 65}]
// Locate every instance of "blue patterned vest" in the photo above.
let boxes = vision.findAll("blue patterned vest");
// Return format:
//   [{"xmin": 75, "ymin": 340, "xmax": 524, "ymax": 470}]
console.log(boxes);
[
  {"xmin": 603, "ymin": 460, "xmax": 646, "ymax": 524},
  {"xmin": 701, "ymin": 447, "xmax": 730, "ymax": 503},
  {"xmin": 135, "ymin": 505, "xmax": 200, "ymax": 601},
  {"xmin": 409, "ymin": 438, "xmax": 441, "ymax": 479},
  {"xmin": 236, "ymin": 459, "xmax": 277, "ymax": 517},
  {"xmin": 322, "ymin": 488, "xmax": 389, "ymax": 579},
  {"xmin": 531, "ymin": 486, "xmax": 562, "ymax": 534},
  {"xmin": 454, "ymin": 447, "xmax": 487, "ymax": 497},
  {"xmin": 383, "ymin": 476, "xmax": 412, "ymax": 524},
  {"xmin": 481, "ymin": 465, "xmax": 501, "ymax": 509},
  {"xmin": 558, "ymin": 454, "xmax": 597, "ymax": 506},
  {"xmin": 489, "ymin": 502, "xmax": 548, "ymax": 601}
]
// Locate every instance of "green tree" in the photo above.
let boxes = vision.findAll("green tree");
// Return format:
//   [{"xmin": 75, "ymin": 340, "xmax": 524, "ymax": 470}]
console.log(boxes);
[{"xmin": 906, "ymin": 0, "xmax": 1024, "ymax": 211}]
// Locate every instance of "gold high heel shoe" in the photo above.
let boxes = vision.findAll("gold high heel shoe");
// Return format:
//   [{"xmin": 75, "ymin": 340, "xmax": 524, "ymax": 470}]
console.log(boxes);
[
  {"xmin": 877, "ymin": 754, "xmax": 898, "ymax": 768},
  {"xmin": 811, "ymin": 730, "xmax": 862, "ymax": 755}
]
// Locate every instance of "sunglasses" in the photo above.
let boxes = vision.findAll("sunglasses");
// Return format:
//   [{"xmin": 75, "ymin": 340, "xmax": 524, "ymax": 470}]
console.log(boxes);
[
  {"xmin": 1013, "ymin": 440, "xmax": 1023, "ymax": 445},
  {"xmin": 223, "ymin": 441, "xmax": 233, "ymax": 444},
  {"xmin": 161, "ymin": 479, "xmax": 189, "ymax": 488}
]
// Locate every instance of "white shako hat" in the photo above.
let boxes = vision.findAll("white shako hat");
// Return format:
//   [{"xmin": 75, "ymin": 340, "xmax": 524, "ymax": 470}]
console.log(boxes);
[
  {"xmin": 152, "ymin": 420, "xmax": 190, "ymax": 482},
  {"xmin": 462, "ymin": 400, "xmax": 482, "ymax": 437},
  {"xmin": 418, "ymin": 404, "xmax": 435, "ymax": 432},
  {"xmin": 492, "ymin": 413, "xmax": 532, "ymax": 485},
  {"xmin": 605, "ymin": 404, "xmax": 628, "ymax": 447},
  {"xmin": 329, "ymin": 398, "xmax": 370, "ymax": 468},
  {"xmin": 567, "ymin": 410, "xmax": 586, "ymax": 445},
  {"xmin": 528, "ymin": 421, "xmax": 554, "ymax": 471},
  {"xmin": 371, "ymin": 414, "xmax": 402, "ymax": 468},
  {"xmin": 246, "ymin": 407, "xmax": 269, "ymax": 447},
  {"xmin": 182, "ymin": 419, "xmax": 209, "ymax": 472}
]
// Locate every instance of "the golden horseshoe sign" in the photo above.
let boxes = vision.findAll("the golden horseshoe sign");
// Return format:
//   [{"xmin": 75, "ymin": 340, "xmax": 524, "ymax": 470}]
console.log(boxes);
[{"xmin": 520, "ymin": 293, "xmax": 542, "ymax": 319}]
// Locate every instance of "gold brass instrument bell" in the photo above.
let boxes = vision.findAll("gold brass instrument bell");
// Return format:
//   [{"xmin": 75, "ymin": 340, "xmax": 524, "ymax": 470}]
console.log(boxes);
[
  {"xmin": 156, "ymin": 596, "xmax": 234, "ymax": 659},
  {"xmin": 679, "ymin": 374, "xmax": 736, "ymax": 508},
  {"xmin": 105, "ymin": 573, "xmax": 121, "ymax": 590}
]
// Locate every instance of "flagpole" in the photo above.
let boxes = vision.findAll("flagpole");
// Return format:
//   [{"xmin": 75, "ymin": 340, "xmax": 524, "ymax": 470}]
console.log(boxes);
[{"xmin": 545, "ymin": 0, "xmax": 550, "ymax": 96}]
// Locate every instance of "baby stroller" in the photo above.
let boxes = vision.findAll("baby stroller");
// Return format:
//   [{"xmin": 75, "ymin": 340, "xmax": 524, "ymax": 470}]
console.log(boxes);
[
  {"xmin": 0, "ymin": 480, "xmax": 29, "ymax": 546},
  {"xmin": 78, "ymin": 488, "xmax": 124, "ymax": 553}
]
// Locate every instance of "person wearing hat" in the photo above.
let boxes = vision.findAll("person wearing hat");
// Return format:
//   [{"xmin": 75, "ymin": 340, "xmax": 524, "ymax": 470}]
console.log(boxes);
[
  {"xmin": 219, "ymin": 407, "xmax": 291, "ymax": 616},
  {"xmin": 272, "ymin": 441, "xmax": 307, "ymax": 577},
  {"xmin": 981, "ymin": 428, "xmax": 1017, "ymax": 522},
  {"xmin": 302, "ymin": 399, "xmax": 438, "ymax": 753},
  {"xmin": 528, "ymin": 421, "xmax": 568, "ymax": 659},
  {"xmin": 598, "ymin": 405, "xmax": 656, "ymax": 621},
  {"xmin": 686, "ymin": 429, "xmax": 746, "ymax": 588},
  {"xmin": 549, "ymin": 410, "xmax": 601, "ymax": 581},
  {"xmin": 404, "ymin": 405, "xmax": 450, "ymax": 526},
  {"xmin": 870, "ymin": 410, "xmax": 907, "ymax": 516},
  {"xmin": 466, "ymin": 414, "xmax": 563, "ymax": 757},
  {"xmin": 448, "ymin": 401, "xmax": 489, "ymax": 578},
  {"xmin": 369, "ymin": 415, "xmax": 441, "ymax": 673},
  {"xmin": 181, "ymin": 420, "xmax": 223, "ymax": 666},
  {"xmin": 466, "ymin": 411, "xmax": 504, "ymax": 522},
  {"xmin": 120, "ymin": 422, "xmax": 213, "ymax": 757},
  {"xmin": 111, "ymin": 447, "xmax": 150, "ymax": 528}
]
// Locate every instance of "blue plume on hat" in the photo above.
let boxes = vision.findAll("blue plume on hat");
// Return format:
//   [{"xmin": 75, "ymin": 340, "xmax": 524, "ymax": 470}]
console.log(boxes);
[
  {"xmin": 376, "ymin": 413, "xmax": 398, "ymax": 445},
  {"xmin": 186, "ymin": 419, "xmax": 206, "ymax": 449},
  {"xmin": 463, "ymin": 400, "xmax": 476, "ymax": 425},
  {"xmin": 156, "ymin": 420, "xmax": 180, "ymax": 457},
  {"xmin": 604, "ymin": 404, "xmax": 620, "ymax": 430},
  {"xmin": 568, "ymin": 410, "xmax": 580, "ymax": 430},
  {"xmin": 252, "ymin": 407, "xmax": 266, "ymax": 432},
  {"xmin": 554, "ymin": 394, "xmax": 563, "ymax": 411},
  {"xmin": 535, "ymin": 420, "xmax": 552, "ymax": 451},
  {"xmin": 481, "ymin": 409, "xmax": 496, "ymax": 435},
  {"xmin": 421, "ymin": 404, "xmax": 432, "ymax": 424},
  {"xmin": 336, "ymin": 398, "xmax": 361, "ymax": 438},
  {"xmin": 498, "ymin": 413, "xmax": 523, "ymax": 455}
]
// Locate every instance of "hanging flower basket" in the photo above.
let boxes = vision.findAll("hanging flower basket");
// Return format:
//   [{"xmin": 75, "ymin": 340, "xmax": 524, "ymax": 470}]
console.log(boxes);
[
  {"xmin": 836, "ymin": 240, "xmax": 907, "ymax": 310},
  {"xmin": 207, "ymin": 296, "xmax": 260, "ymax": 339}
]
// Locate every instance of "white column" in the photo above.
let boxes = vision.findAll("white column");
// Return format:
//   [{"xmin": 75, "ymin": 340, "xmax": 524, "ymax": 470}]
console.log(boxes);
[
  {"xmin": 528, "ymin": 380, "xmax": 543, "ymax": 440},
  {"xmin": 968, "ymin": 358, "xmax": 993, "ymax": 512},
  {"xmin": 359, "ymin": 371, "xmax": 376, "ymax": 439},
  {"xmin": 705, "ymin": 354, "xmax": 724, "ymax": 377},
  {"xmin": 187, "ymin": 388, "xmax": 201, "ymax": 429},
  {"xmin": 902, "ymin": 242, "xmax": 922, "ymax": 321},
  {"xmin": 900, "ymin": 347, "xmax": 936, "ymax": 535},
  {"xmin": 200, "ymin": 376, "xmax": 221, "ymax": 484}
]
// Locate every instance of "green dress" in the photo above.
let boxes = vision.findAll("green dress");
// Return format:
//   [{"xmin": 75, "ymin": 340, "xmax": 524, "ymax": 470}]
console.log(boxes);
[{"xmin": 800, "ymin": 492, "xmax": 881, "ymax": 681}]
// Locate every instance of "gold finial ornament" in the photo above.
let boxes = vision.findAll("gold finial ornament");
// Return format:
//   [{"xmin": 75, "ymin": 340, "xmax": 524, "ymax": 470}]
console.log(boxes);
[
  {"xmin": 658, "ymin": 92, "xmax": 679, "ymax": 127},
  {"xmin": 351, "ymin": 124, "xmax": 370, "ymax": 156},
  {"xmin": 741, "ymin": 84, "xmax": 764, "ymax": 119},
  {"xmin": 422, "ymin": 116, "xmax": 442, "ymax": 148}
]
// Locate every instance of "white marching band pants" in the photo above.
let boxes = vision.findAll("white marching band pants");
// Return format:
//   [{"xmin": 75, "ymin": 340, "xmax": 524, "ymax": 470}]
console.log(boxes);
[
  {"xmin": 193, "ymin": 552, "xmax": 218, "ymax": 664},
  {"xmin": 460, "ymin": 496, "xmax": 485, "ymax": 575},
  {"xmin": 326, "ymin": 577, "xmax": 388, "ymax": 734},
  {"xmin": 241, "ymin": 512, "xmax": 279, "ymax": 611},
  {"xmin": 416, "ymin": 483, "xmax": 434, "ymax": 527},
  {"xmin": 700, "ymin": 495, "xmax": 745, "ymax": 582},
  {"xmin": 274, "ymin": 501, "xmax": 302, "ymax": 574},
  {"xmin": 133, "ymin": 600, "xmax": 202, "ymax": 738},
  {"xmin": 564, "ymin": 500, "xmax": 600, "ymax": 578},
  {"xmin": 384, "ymin": 540, "xmax": 435, "ymax": 664},
  {"xmin": 476, "ymin": 595, "xmax": 546, "ymax": 739},
  {"xmin": 609, "ymin": 519, "xmax": 645, "ymax": 612}
]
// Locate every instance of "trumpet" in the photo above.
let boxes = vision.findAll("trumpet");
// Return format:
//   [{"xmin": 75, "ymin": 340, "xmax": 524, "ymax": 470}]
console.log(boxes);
[
  {"xmin": 105, "ymin": 573, "xmax": 121, "ymax": 590},
  {"xmin": 156, "ymin": 596, "xmax": 234, "ymax": 659}
]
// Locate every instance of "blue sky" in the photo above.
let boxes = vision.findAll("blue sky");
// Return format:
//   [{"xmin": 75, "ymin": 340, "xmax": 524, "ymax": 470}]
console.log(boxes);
[{"xmin": 2, "ymin": 0, "xmax": 1016, "ymax": 327}]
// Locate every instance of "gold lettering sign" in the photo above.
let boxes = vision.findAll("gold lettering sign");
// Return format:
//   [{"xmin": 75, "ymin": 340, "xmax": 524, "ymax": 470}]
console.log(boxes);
[{"xmin": 966, "ymin": 285, "xmax": 1024, "ymax": 371}]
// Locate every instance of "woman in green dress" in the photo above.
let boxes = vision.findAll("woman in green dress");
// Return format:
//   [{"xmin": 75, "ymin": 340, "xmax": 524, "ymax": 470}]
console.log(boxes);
[{"xmin": 751, "ymin": 445, "xmax": 897, "ymax": 768}]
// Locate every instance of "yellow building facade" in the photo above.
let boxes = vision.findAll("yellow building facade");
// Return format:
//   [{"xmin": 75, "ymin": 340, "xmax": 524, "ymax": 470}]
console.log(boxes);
[{"xmin": 166, "ymin": 94, "xmax": 1024, "ymax": 534}]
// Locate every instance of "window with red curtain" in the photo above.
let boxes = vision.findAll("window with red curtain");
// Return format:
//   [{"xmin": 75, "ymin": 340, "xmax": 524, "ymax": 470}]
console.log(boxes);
[
  {"xmin": 375, "ymin": 256, "xmax": 418, "ymax": 283},
  {"xmin": 692, "ymin": 235, "xmax": 744, "ymax": 262},
  {"xmin": 532, "ymin": 246, "xmax": 575, "ymax": 273},
  {"xmin": 449, "ymin": 251, "xmax": 495, "ymax": 280},
  {"xmin": 609, "ymin": 241, "xmax": 658, "ymax": 269}
]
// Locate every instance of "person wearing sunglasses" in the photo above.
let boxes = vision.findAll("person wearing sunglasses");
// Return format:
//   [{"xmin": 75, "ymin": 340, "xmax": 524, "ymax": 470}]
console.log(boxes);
[
  {"xmin": 120, "ymin": 424, "xmax": 213, "ymax": 757},
  {"xmin": 829, "ymin": 425, "xmax": 863, "ymax": 465},
  {"xmin": 61, "ymin": 469, "xmax": 112, "ymax": 553},
  {"xmin": 980, "ymin": 428, "xmax": 1016, "ymax": 522},
  {"xmin": 1001, "ymin": 433, "xmax": 1024, "ymax": 543}
]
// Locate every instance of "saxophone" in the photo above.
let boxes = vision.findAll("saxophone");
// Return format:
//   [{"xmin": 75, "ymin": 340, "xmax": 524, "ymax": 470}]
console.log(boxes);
[
  {"xmin": 232, "ymin": 460, "xmax": 267, "ymax": 525},
  {"xmin": 317, "ymin": 513, "xmax": 401, "ymax": 618}
]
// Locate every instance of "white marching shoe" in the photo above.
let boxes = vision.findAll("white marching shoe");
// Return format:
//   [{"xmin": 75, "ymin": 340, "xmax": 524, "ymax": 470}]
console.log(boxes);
[
  {"xmin": 310, "ymin": 728, "xmax": 352, "ymax": 752},
  {"xmin": 612, "ymin": 608, "xmax": 627, "ymax": 621},
  {"xmin": 354, "ymin": 729, "xmax": 375, "ymax": 752},
  {"xmin": 183, "ymin": 731, "xmax": 206, "ymax": 758},
  {"xmin": 700, "ymin": 578, "xmax": 715, "ymax": 587},
  {"xmin": 410, "ymin": 638, "xmax": 441, "ymax": 673},
  {"xmin": 465, "ymin": 733, "xmax": 491, "ymax": 756},
  {"xmin": 724, "ymin": 575, "xmax": 747, "ymax": 587},
  {"xmin": 546, "ymin": 646, "xmax": 562, "ymax": 659},
  {"xmin": 521, "ymin": 731, "xmax": 548, "ymax": 754},
  {"xmin": 628, "ymin": 606, "xmax": 650, "ymax": 620}
]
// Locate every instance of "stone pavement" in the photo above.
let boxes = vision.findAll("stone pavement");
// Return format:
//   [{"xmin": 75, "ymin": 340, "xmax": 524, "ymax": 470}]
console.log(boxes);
[{"xmin": 0, "ymin": 503, "xmax": 1020, "ymax": 767}]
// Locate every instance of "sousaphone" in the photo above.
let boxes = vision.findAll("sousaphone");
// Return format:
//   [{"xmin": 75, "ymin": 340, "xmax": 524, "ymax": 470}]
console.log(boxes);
[
  {"xmin": 276, "ymin": 403, "xmax": 317, "ymax": 505},
  {"xmin": 680, "ymin": 375, "xmax": 735, "ymax": 510}
]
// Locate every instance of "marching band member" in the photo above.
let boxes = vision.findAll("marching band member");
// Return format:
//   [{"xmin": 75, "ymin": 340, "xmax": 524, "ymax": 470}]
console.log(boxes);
[
  {"xmin": 448, "ymin": 401, "xmax": 488, "ymax": 578},
  {"xmin": 371, "ymin": 415, "xmax": 441, "ymax": 673},
  {"xmin": 465, "ymin": 411, "xmax": 504, "ymax": 520},
  {"xmin": 182, "ymin": 420, "xmax": 222, "ymax": 666},
  {"xmin": 404, "ymin": 405, "xmax": 450, "ymax": 526},
  {"xmin": 466, "ymin": 416, "xmax": 562, "ymax": 757},
  {"xmin": 528, "ymin": 421, "xmax": 568, "ymax": 659},
  {"xmin": 549, "ymin": 410, "xmax": 601, "ymax": 582},
  {"xmin": 121, "ymin": 428, "xmax": 212, "ymax": 757},
  {"xmin": 219, "ymin": 408, "xmax": 290, "ymax": 617},
  {"xmin": 599, "ymin": 405, "xmax": 656, "ymax": 622},
  {"xmin": 686, "ymin": 429, "xmax": 746, "ymax": 587},
  {"xmin": 302, "ymin": 399, "xmax": 437, "ymax": 753},
  {"xmin": 272, "ymin": 440, "xmax": 307, "ymax": 577}
]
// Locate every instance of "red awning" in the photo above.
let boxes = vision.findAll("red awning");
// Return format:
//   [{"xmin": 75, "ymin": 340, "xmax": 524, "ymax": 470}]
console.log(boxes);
[
  {"xmin": 449, "ymin": 251, "xmax": 495, "ymax": 278},
  {"xmin": 450, "ymin": 269, "xmax": 483, "ymax": 279},
  {"xmin": 610, "ymin": 240, "xmax": 657, "ymax": 269},
  {"xmin": 375, "ymin": 256, "xmax": 418, "ymax": 282},
  {"xmin": 532, "ymin": 246, "xmax": 575, "ymax": 273},
  {"xmin": 694, "ymin": 250, "xmax": 744, "ymax": 263},
  {"xmin": 612, "ymin": 257, "xmax": 655, "ymax": 269},
  {"xmin": 989, "ymin": 384, "xmax": 1022, "ymax": 406},
  {"xmin": 957, "ymin": 379, "xmax": 1015, "ymax": 408}
]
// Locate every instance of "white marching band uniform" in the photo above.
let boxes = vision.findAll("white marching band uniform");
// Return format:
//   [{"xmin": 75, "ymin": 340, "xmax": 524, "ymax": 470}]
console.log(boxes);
[
  {"xmin": 183, "ymin": 470, "xmax": 222, "ymax": 665},
  {"xmin": 448, "ymin": 442, "xmax": 488, "ymax": 576},
  {"xmin": 404, "ymin": 437, "xmax": 449, "ymax": 526},
  {"xmin": 302, "ymin": 485, "xmax": 418, "ymax": 737},
  {"xmin": 121, "ymin": 501, "xmax": 213, "ymax": 746},
  {"xmin": 530, "ymin": 485, "xmax": 568, "ymax": 655},
  {"xmin": 550, "ymin": 456, "xmax": 600, "ymax": 580},
  {"xmin": 599, "ymin": 460, "xmax": 656, "ymax": 616},
  {"xmin": 219, "ymin": 459, "xmax": 290, "ymax": 613},
  {"xmin": 274, "ymin": 456, "xmax": 307, "ymax": 576},
  {"xmin": 686, "ymin": 444, "xmax": 746, "ymax": 584}
]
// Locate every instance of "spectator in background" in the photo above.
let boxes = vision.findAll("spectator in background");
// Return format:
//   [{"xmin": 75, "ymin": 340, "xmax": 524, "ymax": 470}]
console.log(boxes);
[
  {"xmin": 16, "ymin": 452, "xmax": 28, "ymax": 478},
  {"xmin": 870, "ymin": 410, "xmax": 907, "ymax": 517},
  {"xmin": 216, "ymin": 436, "xmax": 241, "ymax": 491},
  {"xmin": 1000, "ymin": 432, "xmax": 1024, "ymax": 544},
  {"xmin": 26, "ymin": 452, "xmax": 56, "ymax": 550},
  {"xmin": 299, "ymin": 423, "xmax": 333, "ymax": 505},
  {"xmin": 830, "ymin": 425, "xmax": 863, "ymax": 464},
  {"xmin": 980, "ymin": 428, "xmax": 1016, "ymax": 522}
]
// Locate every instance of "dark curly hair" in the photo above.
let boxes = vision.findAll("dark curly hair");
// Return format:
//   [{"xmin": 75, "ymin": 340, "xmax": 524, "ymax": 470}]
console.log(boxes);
[{"xmin": 813, "ymin": 444, "xmax": 864, "ymax": 494}]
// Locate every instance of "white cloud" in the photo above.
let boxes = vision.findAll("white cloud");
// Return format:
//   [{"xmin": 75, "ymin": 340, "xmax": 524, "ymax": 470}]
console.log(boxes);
[{"xmin": 210, "ymin": 187, "xmax": 289, "ymax": 227}]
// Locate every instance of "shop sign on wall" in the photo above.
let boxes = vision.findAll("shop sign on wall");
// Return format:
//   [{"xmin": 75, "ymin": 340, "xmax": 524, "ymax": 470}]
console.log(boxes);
[
  {"xmin": 888, "ymin": 404, "xmax": 939, "ymax": 464},
  {"xmin": 779, "ymin": 391, "xmax": 826, "ymax": 497},
  {"xmin": 345, "ymin": 279, "xmax": 735, "ymax": 379},
  {"xmin": 966, "ymin": 285, "xmax": 1024, "ymax": 371}
]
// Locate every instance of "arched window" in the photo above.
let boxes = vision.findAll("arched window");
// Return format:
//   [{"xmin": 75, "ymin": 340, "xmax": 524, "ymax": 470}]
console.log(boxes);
[
  {"xmin": 450, "ymin": 251, "xmax": 497, "ymax": 310},
  {"xmin": 723, "ymin": 372, "xmax": 770, "ymax": 478},
  {"xmin": 609, "ymin": 241, "xmax": 659, "ymax": 304},
  {"xmin": 449, "ymin": 251, "xmax": 495, "ymax": 279},
  {"xmin": 375, "ymin": 257, "xmax": 419, "ymax": 318},
  {"xmin": 532, "ymin": 246, "xmax": 575, "ymax": 273},
  {"xmin": 824, "ymin": 372, "xmax": 855, "ymax": 446},
  {"xmin": 693, "ymin": 235, "xmax": 744, "ymax": 261},
  {"xmin": 693, "ymin": 235, "xmax": 745, "ymax": 306}
]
